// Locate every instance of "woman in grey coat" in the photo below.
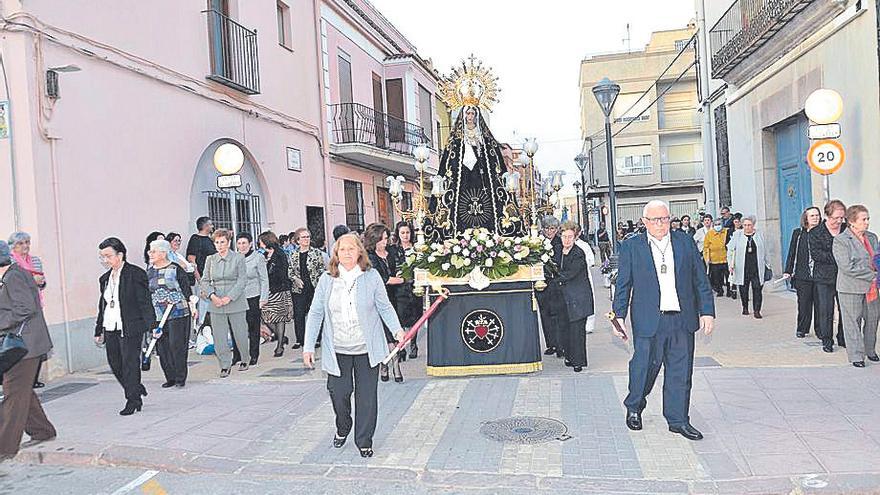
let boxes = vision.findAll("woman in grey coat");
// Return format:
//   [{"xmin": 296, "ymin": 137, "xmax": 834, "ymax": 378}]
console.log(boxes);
[
  {"xmin": 832, "ymin": 204, "xmax": 880, "ymax": 367},
  {"xmin": 727, "ymin": 216, "xmax": 769, "ymax": 319},
  {"xmin": 0, "ymin": 240, "xmax": 56, "ymax": 458},
  {"xmin": 303, "ymin": 234, "xmax": 404, "ymax": 458},
  {"xmin": 234, "ymin": 232, "xmax": 268, "ymax": 366},
  {"xmin": 199, "ymin": 229, "xmax": 249, "ymax": 376}
]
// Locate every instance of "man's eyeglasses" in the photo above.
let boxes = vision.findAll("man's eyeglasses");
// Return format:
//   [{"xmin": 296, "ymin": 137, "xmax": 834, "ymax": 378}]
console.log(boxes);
[{"xmin": 643, "ymin": 216, "xmax": 671, "ymax": 225}]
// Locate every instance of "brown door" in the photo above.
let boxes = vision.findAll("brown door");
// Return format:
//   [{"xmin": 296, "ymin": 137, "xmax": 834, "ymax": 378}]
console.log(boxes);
[
  {"xmin": 372, "ymin": 73, "xmax": 385, "ymax": 148},
  {"xmin": 386, "ymin": 78, "xmax": 404, "ymax": 143},
  {"xmin": 376, "ymin": 187, "xmax": 393, "ymax": 227}
]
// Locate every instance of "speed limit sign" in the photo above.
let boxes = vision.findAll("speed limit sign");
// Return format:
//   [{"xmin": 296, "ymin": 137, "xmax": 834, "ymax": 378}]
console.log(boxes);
[{"xmin": 807, "ymin": 139, "xmax": 845, "ymax": 175}]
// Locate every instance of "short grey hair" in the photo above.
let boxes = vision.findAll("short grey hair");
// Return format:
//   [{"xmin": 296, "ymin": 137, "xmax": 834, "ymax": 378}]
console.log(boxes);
[
  {"xmin": 642, "ymin": 200, "xmax": 670, "ymax": 217},
  {"xmin": 742, "ymin": 214, "xmax": 757, "ymax": 225},
  {"xmin": 541, "ymin": 215, "xmax": 560, "ymax": 228},
  {"xmin": 150, "ymin": 239, "xmax": 172, "ymax": 256},
  {"xmin": 8, "ymin": 231, "xmax": 30, "ymax": 246}
]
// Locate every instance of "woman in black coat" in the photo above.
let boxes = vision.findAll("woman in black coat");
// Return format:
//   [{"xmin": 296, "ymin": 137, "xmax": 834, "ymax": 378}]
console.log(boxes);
[
  {"xmin": 553, "ymin": 222, "xmax": 596, "ymax": 372},
  {"xmin": 95, "ymin": 238, "xmax": 154, "ymax": 416},
  {"xmin": 783, "ymin": 207, "xmax": 822, "ymax": 339},
  {"xmin": 809, "ymin": 200, "xmax": 848, "ymax": 352},
  {"xmin": 363, "ymin": 223, "xmax": 404, "ymax": 382}
]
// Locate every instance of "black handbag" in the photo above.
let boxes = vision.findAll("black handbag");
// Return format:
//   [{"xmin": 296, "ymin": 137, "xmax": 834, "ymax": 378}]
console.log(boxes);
[
  {"xmin": 0, "ymin": 321, "xmax": 28, "ymax": 374},
  {"xmin": 764, "ymin": 265, "xmax": 774, "ymax": 283}
]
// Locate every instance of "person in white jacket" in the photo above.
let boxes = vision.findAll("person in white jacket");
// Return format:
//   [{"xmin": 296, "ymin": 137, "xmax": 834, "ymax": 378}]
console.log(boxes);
[{"xmin": 575, "ymin": 225, "xmax": 597, "ymax": 334}]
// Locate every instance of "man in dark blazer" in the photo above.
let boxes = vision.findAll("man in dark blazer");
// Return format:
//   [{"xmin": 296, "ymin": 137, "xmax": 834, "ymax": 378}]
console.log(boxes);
[
  {"xmin": 612, "ymin": 200, "xmax": 715, "ymax": 440},
  {"xmin": 95, "ymin": 237, "xmax": 155, "ymax": 415}
]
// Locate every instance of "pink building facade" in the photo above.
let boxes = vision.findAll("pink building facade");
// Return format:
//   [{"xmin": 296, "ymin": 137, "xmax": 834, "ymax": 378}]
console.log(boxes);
[
  {"xmin": 0, "ymin": 0, "xmax": 440, "ymax": 376},
  {"xmin": 318, "ymin": 0, "xmax": 440, "ymax": 232}
]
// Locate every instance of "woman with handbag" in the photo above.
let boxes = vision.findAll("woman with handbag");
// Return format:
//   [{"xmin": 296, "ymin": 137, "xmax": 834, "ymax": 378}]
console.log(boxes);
[
  {"xmin": 0, "ymin": 240, "xmax": 56, "ymax": 459},
  {"xmin": 782, "ymin": 207, "xmax": 822, "ymax": 338},
  {"xmin": 95, "ymin": 237, "xmax": 154, "ymax": 415},
  {"xmin": 146, "ymin": 240, "xmax": 194, "ymax": 388},
  {"xmin": 8, "ymin": 231, "xmax": 48, "ymax": 388},
  {"xmin": 727, "ymin": 216, "xmax": 770, "ymax": 319}
]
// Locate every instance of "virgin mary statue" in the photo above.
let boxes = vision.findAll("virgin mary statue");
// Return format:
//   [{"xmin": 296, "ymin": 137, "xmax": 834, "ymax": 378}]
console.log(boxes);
[{"xmin": 424, "ymin": 57, "xmax": 524, "ymax": 242}]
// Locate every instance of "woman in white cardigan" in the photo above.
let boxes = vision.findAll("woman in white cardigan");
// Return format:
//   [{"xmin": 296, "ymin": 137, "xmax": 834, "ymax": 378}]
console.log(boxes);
[
  {"xmin": 727, "ymin": 215, "xmax": 769, "ymax": 318},
  {"xmin": 303, "ymin": 233, "xmax": 404, "ymax": 458}
]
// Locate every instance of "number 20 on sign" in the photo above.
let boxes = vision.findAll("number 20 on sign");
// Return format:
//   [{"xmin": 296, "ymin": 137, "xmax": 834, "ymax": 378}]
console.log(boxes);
[{"xmin": 807, "ymin": 139, "xmax": 845, "ymax": 175}]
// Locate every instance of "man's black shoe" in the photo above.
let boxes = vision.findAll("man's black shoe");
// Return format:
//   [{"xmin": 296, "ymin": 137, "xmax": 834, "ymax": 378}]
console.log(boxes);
[
  {"xmin": 626, "ymin": 411, "xmax": 642, "ymax": 431},
  {"xmin": 669, "ymin": 424, "xmax": 703, "ymax": 441}
]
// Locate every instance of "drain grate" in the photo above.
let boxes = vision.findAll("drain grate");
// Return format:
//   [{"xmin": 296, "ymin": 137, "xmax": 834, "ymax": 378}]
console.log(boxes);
[
  {"xmin": 694, "ymin": 356, "xmax": 722, "ymax": 367},
  {"xmin": 480, "ymin": 416, "xmax": 569, "ymax": 444},
  {"xmin": 39, "ymin": 382, "xmax": 98, "ymax": 403},
  {"xmin": 260, "ymin": 368, "xmax": 312, "ymax": 378}
]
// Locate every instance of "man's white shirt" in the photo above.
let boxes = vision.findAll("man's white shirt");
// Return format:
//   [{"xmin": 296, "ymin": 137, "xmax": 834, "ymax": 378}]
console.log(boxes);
[{"xmin": 647, "ymin": 233, "xmax": 681, "ymax": 312}]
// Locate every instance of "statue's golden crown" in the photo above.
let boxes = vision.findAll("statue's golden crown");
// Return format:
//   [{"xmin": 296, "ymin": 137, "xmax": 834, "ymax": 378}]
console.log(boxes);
[{"xmin": 439, "ymin": 55, "xmax": 500, "ymax": 112}]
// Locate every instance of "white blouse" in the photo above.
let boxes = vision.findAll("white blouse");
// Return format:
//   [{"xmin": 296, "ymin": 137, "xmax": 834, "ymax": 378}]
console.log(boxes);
[
  {"xmin": 102, "ymin": 267, "xmax": 124, "ymax": 331},
  {"xmin": 329, "ymin": 265, "xmax": 366, "ymax": 354}
]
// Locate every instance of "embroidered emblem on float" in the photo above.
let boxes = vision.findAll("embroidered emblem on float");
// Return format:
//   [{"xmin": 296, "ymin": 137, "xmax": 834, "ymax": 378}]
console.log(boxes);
[{"xmin": 461, "ymin": 309, "xmax": 504, "ymax": 353}]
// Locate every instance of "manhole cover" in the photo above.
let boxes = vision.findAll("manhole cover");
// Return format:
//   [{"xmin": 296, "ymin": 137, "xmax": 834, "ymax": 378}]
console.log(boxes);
[{"xmin": 480, "ymin": 416, "xmax": 569, "ymax": 444}]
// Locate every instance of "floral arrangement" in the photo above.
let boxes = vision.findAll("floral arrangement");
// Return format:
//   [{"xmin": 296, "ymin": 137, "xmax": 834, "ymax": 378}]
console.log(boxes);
[{"xmin": 400, "ymin": 228, "xmax": 555, "ymax": 281}]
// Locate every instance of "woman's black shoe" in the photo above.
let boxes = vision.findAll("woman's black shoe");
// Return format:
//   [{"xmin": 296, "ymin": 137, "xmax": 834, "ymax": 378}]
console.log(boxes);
[
  {"xmin": 274, "ymin": 349, "xmax": 284, "ymax": 358},
  {"xmin": 282, "ymin": 336, "xmax": 289, "ymax": 345},
  {"xmin": 140, "ymin": 385, "xmax": 148, "ymax": 397},
  {"xmin": 32, "ymin": 381, "xmax": 45, "ymax": 389},
  {"xmin": 292, "ymin": 343, "xmax": 302, "ymax": 350},
  {"xmin": 333, "ymin": 435, "xmax": 347, "ymax": 448},
  {"xmin": 822, "ymin": 344, "xmax": 834, "ymax": 353},
  {"xmin": 868, "ymin": 355, "xmax": 880, "ymax": 362},
  {"xmin": 119, "ymin": 401, "xmax": 142, "ymax": 416},
  {"xmin": 408, "ymin": 345, "xmax": 418, "ymax": 360},
  {"xmin": 359, "ymin": 448, "xmax": 373, "ymax": 458},
  {"xmin": 573, "ymin": 366, "xmax": 583, "ymax": 373},
  {"xmin": 853, "ymin": 361, "xmax": 866, "ymax": 368},
  {"xmin": 161, "ymin": 381, "xmax": 176, "ymax": 388},
  {"xmin": 544, "ymin": 347, "xmax": 557, "ymax": 356},
  {"xmin": 796, "ymin": 332, "xmax": 806, "ymax": 338},
  {"xmin": 380, "ymin": 364, "xmax": 389, "ymax": 382},
  {"xmin": 564, "ymin": 360, "xmax": 573, "ymax": 367}
]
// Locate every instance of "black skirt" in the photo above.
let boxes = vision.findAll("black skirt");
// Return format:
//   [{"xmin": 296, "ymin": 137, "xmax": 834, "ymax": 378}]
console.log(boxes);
[{"xmin": 395, "ymin": 281, "xmax": 423, "ymax": 328}]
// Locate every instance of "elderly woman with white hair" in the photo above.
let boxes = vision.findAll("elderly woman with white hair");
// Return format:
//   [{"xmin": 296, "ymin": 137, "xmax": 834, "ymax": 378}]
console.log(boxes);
[
  {"xmin": 8, "ymin": 231, "xmax": 48, "ymax": 388},
  {"xmin": 147, "ymin": 239, "xmax": 195, "ymax": 388},
  {"xmin": 727, "ymin": 215, "xmax": 769, "ymax": 319}
]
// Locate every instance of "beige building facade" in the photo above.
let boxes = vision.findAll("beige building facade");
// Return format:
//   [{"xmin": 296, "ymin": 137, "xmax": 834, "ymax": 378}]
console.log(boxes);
[{"xmin": 580, "ymin": 26, "xmax": 705, "ymax": 227}]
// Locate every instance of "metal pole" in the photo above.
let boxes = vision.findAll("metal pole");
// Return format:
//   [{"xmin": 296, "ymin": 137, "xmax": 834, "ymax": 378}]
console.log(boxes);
[
  {"xmin": 575, "ymin": 187, "xmax": 581, "ymax": 227},
  {"xmin": 605, "ymin": 117, "xmax": 618, "ymax": 253},
  {"xmin": 696, "ymin": 0, "xmax": 719, "ymax": 216},
  {"xmin": 230, "ymin": 189, "xmax": 239, "ymax": 238},
  {"xmin": 824, "ymin": 174, "xmax": 831, "ymax": 204}
]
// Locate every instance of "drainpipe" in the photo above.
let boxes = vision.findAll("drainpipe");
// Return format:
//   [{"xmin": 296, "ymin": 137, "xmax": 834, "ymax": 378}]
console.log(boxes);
[
  {"xmin": 697, "ymin": 0, "xmax": 719, "ymax": 216},
  {"xmin": 313, "ymin": 0, "xmax": 332, "ymax": 244},
  {"xmin": 0, "ymin": 49, "xmax": 21, "ymax": 230},
  {"xmin": 48, "ymin": 134, "xmax": 74, "ymax": 373}
]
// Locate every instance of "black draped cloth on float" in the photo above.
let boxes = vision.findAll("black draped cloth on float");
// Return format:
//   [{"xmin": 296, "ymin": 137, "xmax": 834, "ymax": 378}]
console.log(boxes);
[{"xmin": 423, "ymin": 106, "xmax": 524, "ymax": 243}]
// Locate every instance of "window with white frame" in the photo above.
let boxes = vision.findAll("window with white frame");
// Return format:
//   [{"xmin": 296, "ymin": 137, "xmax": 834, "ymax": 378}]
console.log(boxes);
[
  {"xmin": 277, "ymin": 1, "xmax": 292, "ymax": 49},
  {"xmin": 616, "ymin": 145, "xmax": 653, "ymax": 176}
]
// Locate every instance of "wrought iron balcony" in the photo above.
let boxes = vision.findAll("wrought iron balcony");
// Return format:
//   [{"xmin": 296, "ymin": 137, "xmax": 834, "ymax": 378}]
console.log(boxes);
[
  {"xmin": 330, "ymin": 103, "xmax": 430, "ymax": 156},
  {"xmin": 661, "ymin": 161, "xmax": 704, "ymax": 182},
  {"xmin": 709, "ymin": 0, "xmax": 815, "ymax": 80},
  {"xmin": 205, "ymin": 9, "xmax": 260, "ymax": 95}
]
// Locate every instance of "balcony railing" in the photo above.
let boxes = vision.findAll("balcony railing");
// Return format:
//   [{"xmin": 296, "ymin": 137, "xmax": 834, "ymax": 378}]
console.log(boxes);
[
  {"xmin": 330, "ymin": 103, "xmax": 430, "ymax": 156},
  {"xmin": 709, "ymin": 0, "xmax": 814, "ymax": 79},
  {"xmin": 659, "ymin": 110, "xmax": 700, "ymax": 130},
  {"xmin": 661, "ymin": 161, "xmax": 704, "ymax": 182},
  {"xmin": 206, "ymin": 9, "xmax": 260, "ymax": 95}
]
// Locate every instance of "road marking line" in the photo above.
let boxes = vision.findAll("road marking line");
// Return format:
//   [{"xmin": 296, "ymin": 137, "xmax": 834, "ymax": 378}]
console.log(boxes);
[
  {"xmin": 110, "ymin": 470, "xmax": 159, "ymax": 495},
  {"xmin": 140, "ymin": 479, "xmax": 168, "ymax": 495}
]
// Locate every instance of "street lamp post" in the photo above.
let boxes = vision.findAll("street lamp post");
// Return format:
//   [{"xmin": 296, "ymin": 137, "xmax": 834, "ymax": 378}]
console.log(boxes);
[
  {"xmin": 573, "ymin": 180, "xmax": 582, "ymax": 228},
  {"xmin": 574, "ymin": 152, "xmax": 589, "ymax": 236},
  {"xmin": 592, "ymin": 77, "xmax": 621, "ymax": 253},
  {"xmin": 214, "ymin": 142, "xmax": 245, "ymax": 236}
]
